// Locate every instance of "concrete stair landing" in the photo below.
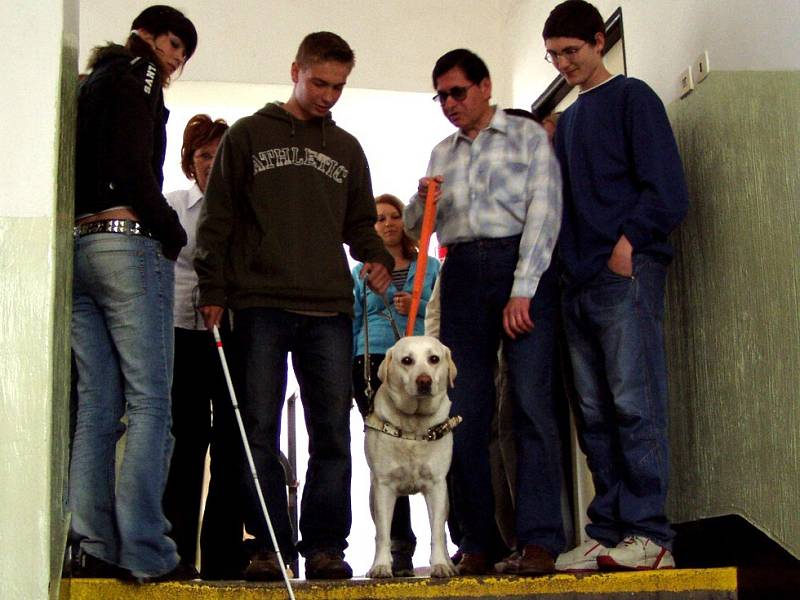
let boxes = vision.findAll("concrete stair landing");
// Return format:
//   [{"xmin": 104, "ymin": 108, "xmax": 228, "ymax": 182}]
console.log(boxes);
[{"xmin": 61, "ymin": 567, "xmax": 738, "ymax": 600}]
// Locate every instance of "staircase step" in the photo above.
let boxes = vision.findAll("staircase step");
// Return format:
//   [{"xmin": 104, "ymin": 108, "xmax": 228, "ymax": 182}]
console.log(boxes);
[{"xmin": 61, "ymin": 567, "xmax": 737, "ymax": 600}]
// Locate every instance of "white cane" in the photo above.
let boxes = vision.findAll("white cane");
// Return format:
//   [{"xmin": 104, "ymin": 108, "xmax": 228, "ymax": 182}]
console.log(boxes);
[{"xmin": 212, "ymin": 325, "xmax": 296, "ymax": 600}]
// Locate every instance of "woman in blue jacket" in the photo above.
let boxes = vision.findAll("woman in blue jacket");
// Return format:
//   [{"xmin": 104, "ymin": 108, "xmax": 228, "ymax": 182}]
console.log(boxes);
[{"xmin": 352, "ymin": 193, "xmax": 440, "ymax": 576}]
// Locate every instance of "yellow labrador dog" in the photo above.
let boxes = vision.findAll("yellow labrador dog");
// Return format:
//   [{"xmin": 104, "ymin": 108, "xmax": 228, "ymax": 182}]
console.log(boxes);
[{"xmin": 364, "ymin": 336, "xmax": 460, "ymax": 578}]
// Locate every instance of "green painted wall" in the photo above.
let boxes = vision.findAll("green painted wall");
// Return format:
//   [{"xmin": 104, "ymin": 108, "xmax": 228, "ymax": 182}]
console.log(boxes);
[
  {"xmin": 51, "ymin": 26, "xmax": 78, "ymax": 598},
  {"xmin": 0, "ymin": 2, "xmax": 76, "ymax": 598},
  {"xmin": 0, "ymin": 219, "xmax": 61, "ymax": 598},
  {"xmin": 665, "ymin": 72, "xmax": 800, "ymax": 557}
]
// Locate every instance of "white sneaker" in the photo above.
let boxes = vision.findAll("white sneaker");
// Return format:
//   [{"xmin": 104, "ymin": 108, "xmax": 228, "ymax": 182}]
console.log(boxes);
[
  {"xmin": 555, "ymin": 539, "xmax": 607, "ymax": 572},
  {"xmin": 597, "ymin": 535, "xmax": 675, "ymax": 570}
]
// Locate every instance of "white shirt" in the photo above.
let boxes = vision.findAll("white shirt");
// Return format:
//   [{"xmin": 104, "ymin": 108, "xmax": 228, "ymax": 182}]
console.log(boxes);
[{"xmin": 166, "ymin": 184, "xmax": 205, "ymax": 330}]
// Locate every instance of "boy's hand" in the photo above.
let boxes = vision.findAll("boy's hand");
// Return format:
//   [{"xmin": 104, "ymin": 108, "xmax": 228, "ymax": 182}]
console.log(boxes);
[{"xmin": 608, "ymin": 234, "xmax": 633, "ymax": 276}]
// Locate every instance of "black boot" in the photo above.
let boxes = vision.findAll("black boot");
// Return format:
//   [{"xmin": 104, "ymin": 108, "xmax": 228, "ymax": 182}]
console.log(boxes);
[{"xmin": 391, "ymin": 540, "xmax": 416, "ymax": 577}]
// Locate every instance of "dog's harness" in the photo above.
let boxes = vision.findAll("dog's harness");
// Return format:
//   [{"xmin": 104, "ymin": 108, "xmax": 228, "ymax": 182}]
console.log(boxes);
[{"xmin": 364, "ymin": 412, "xmax": 463, "ymax": 442}]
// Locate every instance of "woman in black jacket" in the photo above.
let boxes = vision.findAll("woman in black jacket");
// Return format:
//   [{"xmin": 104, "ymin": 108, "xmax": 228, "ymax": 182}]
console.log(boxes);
[{"xmin": 69, "ymin": 5, "xmax": 198, "ymax": 582}]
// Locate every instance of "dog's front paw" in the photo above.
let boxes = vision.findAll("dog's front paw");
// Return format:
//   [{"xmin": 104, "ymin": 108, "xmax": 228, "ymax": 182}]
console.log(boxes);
[
  {"xmin": 430, "ymin": 561, "xmax": 457, "ymax": 578},
  {"xmin": 366, "ymin": 563, "xmax": 393, "ymax": 578}
]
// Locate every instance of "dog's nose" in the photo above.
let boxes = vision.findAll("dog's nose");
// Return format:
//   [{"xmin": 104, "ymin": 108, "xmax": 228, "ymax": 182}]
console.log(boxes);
[{"xmin": 416, "ymin": 374, "xmax": 432, "ymax": 394}]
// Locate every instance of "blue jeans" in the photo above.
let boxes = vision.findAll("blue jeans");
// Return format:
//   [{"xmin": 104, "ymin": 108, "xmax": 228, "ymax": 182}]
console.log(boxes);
[
  {"xmin": 234, "ymin": 308, "xmax": 353, "ymax": 561},
  {"xmin": 70, "ymin": 233, "xmax": 178, "ymax": 577},
  {"xmin": 440, "ymin": 236, "xmax": 565, "ymax": 558},
  {"xmin": 561, "ymin": 254, "xmax": 674, "ymax": 549}
]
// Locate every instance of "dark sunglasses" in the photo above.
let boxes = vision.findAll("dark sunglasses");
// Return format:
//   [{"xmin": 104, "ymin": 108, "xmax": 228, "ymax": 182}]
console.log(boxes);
[{"xmin": 432, "ymin": 83, "xmax": 475, "ymax": 105}]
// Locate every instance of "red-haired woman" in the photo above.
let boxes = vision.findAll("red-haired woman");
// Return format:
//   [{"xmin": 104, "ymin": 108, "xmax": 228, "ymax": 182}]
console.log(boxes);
[{"xmin": 162, "ymin": 114, "xmax": 247, "ymax": 580}]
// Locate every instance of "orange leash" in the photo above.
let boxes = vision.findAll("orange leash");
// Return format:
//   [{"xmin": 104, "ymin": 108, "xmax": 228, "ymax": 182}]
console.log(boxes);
[{"xmin": 405, "ymin": 180, "xmax": 437, "ymax": 336}]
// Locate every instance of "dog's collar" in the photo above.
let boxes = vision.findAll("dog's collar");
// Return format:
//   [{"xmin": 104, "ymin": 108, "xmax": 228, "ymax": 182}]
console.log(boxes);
[{"xmin": 364, "ymin": 413, "xmax": 463, "ymax": 442}]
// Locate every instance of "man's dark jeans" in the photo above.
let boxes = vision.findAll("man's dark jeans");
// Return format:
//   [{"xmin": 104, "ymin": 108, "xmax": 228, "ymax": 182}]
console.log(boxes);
[
  {"xmin": 440, "ymin": 236, "xmax": 565, "ymax": 558},
  {"xmin": 233, "ymin": 308, "xmax": 353, "ymax": 561}
]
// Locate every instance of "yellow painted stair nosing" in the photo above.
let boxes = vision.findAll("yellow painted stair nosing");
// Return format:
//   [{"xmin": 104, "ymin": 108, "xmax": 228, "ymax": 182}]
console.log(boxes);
[{"xmin": 61, "ymin": 567, "xmax": 739, "ymax": 600}]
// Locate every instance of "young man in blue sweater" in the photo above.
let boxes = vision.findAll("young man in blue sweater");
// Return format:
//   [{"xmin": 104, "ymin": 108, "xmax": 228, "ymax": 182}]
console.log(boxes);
[{"xmin": 543, "ymin": 0, "xmax": 688, "ymax": 572}]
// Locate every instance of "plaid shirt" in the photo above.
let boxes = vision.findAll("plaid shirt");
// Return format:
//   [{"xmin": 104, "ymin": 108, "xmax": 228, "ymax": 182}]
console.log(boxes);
[{"xmin": 405, "ymin": 108, "xmax": 562, "ymax": 298}]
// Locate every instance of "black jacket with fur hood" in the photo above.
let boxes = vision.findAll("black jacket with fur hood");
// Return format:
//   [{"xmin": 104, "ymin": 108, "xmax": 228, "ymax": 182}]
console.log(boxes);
[
  {"xmin": 195, "ymin": 102, "xmax": 393, "ymax": 316},
  {"xmin": 76, "ymin": 43, "xmax": 186, "ymax": 259}
]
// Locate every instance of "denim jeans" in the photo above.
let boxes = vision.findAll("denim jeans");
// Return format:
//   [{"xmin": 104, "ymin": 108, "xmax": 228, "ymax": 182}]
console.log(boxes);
[
  {"xmin": 561, "ymin": 254, "xmax": 674, "ymax": 549},
  {"xmin": 440, "ymin": 236, "xmax": 565, "ymax": 558},
  {"xmin": 234, "ymin": 308, "xmax": 353, "ymax": 561},
  {"xmin": 70, "ymin": 233, "xmax": 178, "ymax": 577}
]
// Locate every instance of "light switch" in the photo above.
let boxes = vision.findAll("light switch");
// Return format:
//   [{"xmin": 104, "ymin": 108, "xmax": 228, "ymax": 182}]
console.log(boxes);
[
  {"xmin": 695, "ymin": 50, "xmax": 710, "ymax": 83},
  {"xmin": 680, "ymin": 66, "xmax": 694, "ymax": 98}
]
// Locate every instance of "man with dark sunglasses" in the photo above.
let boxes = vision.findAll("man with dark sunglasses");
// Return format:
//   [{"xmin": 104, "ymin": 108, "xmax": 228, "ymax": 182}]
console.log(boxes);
[{"xmin": 405, "ymin": 48, "xmax": 565, "ymax": 576}]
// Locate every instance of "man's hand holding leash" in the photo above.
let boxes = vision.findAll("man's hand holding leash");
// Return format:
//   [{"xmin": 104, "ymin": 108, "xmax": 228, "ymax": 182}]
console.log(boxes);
[{"xmin": 362, "ymin": 262, "xmax": 391, "ymax": 295}]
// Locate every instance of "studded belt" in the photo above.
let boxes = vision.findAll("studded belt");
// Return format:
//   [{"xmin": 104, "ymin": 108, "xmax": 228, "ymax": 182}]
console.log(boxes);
[{"xmin": 73, "ymin": 219, "xmax": 153, "ymax": 239}]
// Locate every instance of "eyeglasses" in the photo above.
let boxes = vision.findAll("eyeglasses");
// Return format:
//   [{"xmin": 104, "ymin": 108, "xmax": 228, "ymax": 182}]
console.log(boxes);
[
  {"xmin": 544, "ymin": 41, "xmax": 587, "ymax": 64},
  {"xmin": 432, "ymin": 83, "xmax": 475, "ymax": 105}
]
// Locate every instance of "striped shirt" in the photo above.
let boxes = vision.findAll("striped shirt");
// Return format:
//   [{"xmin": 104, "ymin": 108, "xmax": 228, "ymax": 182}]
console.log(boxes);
[
  {"xmin": 405, "ymin": 108, "xmax": 562, "ymax": 298},
  {"xmin": 392, "ymin": 267, "xmax": 410, "ymax": 291}
]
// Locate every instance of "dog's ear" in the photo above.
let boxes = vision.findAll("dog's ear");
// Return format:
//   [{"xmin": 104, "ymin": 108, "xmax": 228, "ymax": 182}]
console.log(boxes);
[
  {"xmin": 378, "ymin": 348, "xmax": 392, "ymax": 384},
  {"xmin": 444, "ymin": 346, "xmax": 457, "ymax": 387}
]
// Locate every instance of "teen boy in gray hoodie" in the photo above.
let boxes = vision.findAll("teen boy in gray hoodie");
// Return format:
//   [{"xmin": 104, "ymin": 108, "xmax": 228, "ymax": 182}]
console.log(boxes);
[{"xmin": 195, "ymin": 31, "xmax": 392, "ymax": 581}]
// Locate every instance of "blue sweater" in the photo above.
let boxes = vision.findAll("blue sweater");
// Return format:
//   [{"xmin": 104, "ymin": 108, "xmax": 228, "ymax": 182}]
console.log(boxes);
[
  {"xmin": 352, "ymin": 256, "xmax": 440, "ymax": 357},
  {"xmin": 554, "ymin": 75, "xmax": 688, "ymax": 285}
]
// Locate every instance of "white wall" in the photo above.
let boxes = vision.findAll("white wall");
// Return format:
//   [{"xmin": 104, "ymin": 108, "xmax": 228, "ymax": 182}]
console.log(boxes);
[
  {"xmin": 508, "ymin": 0, "xmax": 800, "ymax": 108},
  {"xmin": 2, "ymin": 2, "xmax": 75, "ymax": 218},
  {"xmin": 80, "ymin": 0, "xmax": 518, "ymax": 103},
  {"xmin": 162, "ymin": 82, "xmax": 455, "ymax": 199},
  {"xmin": 89, "ymin": 0, "xmax": 800, "ymax": 111}
]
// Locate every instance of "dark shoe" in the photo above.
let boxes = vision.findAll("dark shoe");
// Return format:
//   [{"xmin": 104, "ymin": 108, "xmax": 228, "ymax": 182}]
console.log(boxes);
[
  {"xmin": 130, "ymin": 561, "xmax": 200, "ymax": 584},
  {"xmin": 391, "ymin": 550, "xmax": 415, "ymax": 577},
  {"xmin": 200, "ymin": 545, "xmax": 249, "ymax": 580},
  {"xmin": 516, "ymin": 544, "xmax": 555, "ymax": 575},
  {"xmin": 456, "ymin": 552, "xmax": 490, "ymax": 575},
  {"xmin": 244, "ymin": 551, "xmax": 284, "ymax": 582},
  {"xmin": 68, "ymin": 552, "xmax": 127, "ymax": 579},
  {"xmin": 201, "ymin": 565, "xmax": 245, "ymax": 580},
  {"xmin": 305, "ymin": 551, "xmax": 353, "ymax": 580},
  {"xmin": 494, "ymin": 550, "xmax": 521, "ymax": 574}
]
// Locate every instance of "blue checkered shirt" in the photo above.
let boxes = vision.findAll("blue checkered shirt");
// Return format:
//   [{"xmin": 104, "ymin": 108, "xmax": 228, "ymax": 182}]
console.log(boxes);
[{"xmin": 405, "ymin": 108, "xmax": 562, "ymax": 298}]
